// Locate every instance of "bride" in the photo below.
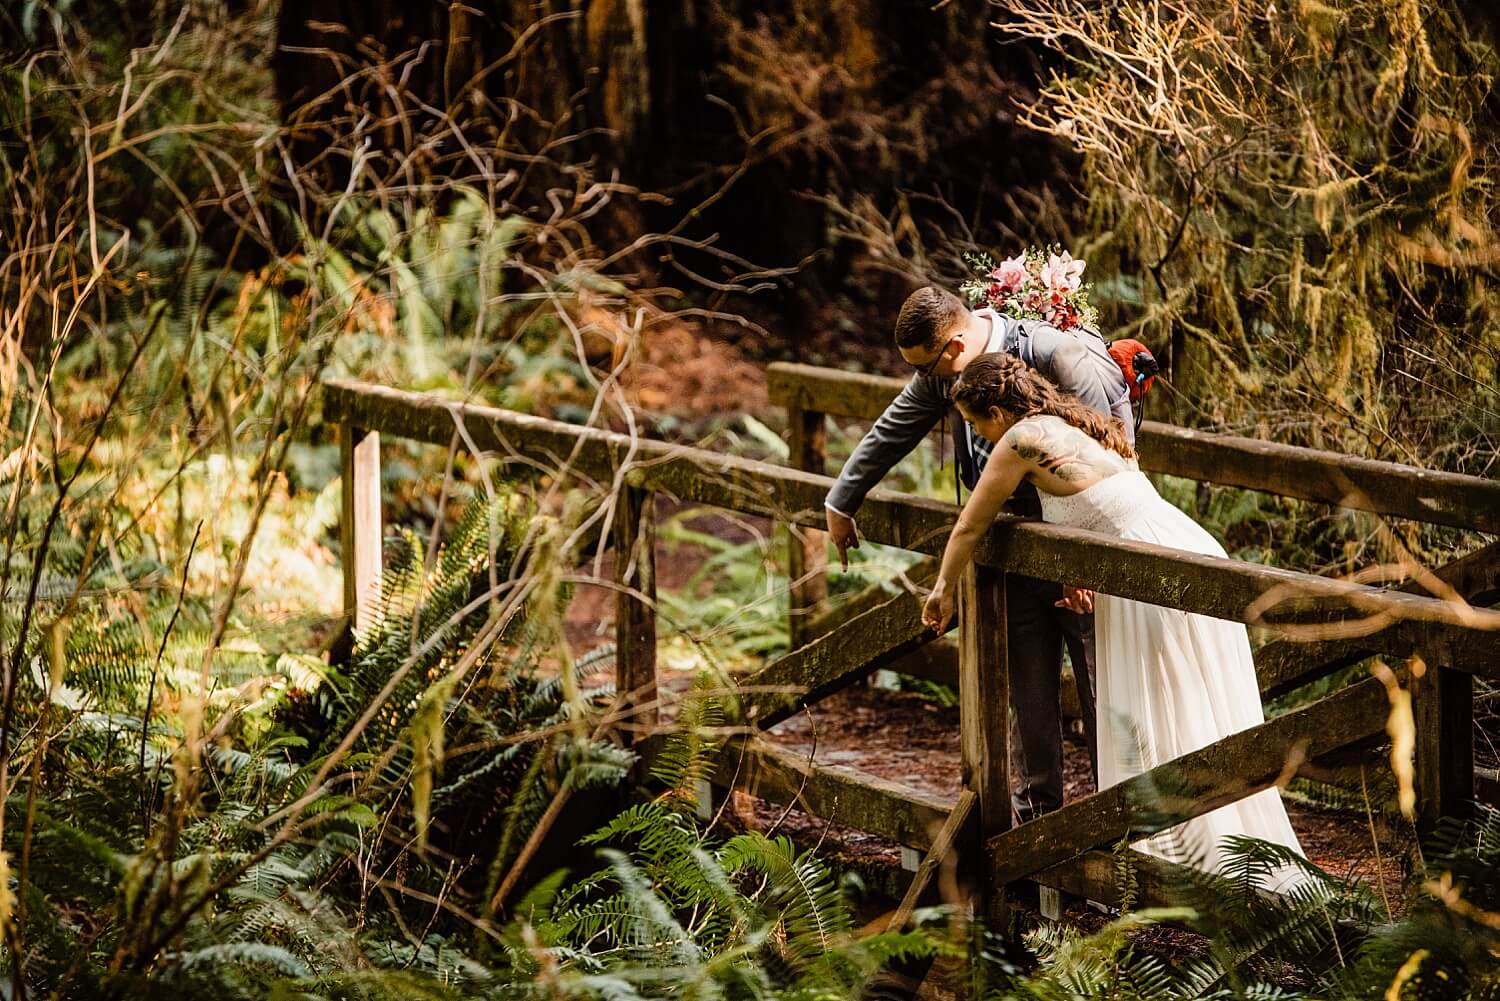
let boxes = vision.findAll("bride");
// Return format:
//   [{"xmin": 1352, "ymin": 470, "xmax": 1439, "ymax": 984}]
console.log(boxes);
[{"xmin": 920, "ymin": 352, "xmax": 1308, "ymax": 889}]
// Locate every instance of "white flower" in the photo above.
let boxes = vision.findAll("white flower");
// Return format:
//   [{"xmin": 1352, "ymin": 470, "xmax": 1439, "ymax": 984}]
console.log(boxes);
[{"xmin": 1040, "ymin": 250, "xmax": 1085, "ymax": 293}]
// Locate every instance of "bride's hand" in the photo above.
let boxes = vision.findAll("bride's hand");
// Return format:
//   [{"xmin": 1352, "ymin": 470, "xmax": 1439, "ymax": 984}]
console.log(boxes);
[
  {"xmin": 922, "ymin": 582, "xmax": 956, "ymax": 632},
  {"xmin": 1055, "ymin": 585, "xmax": 1094, "ymax": 615}
]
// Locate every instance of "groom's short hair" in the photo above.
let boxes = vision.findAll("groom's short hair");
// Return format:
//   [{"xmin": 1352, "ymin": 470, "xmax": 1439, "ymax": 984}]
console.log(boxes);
[{"xmin": 894, "ymin": 286, "xmax": 968, "ymax": 351}]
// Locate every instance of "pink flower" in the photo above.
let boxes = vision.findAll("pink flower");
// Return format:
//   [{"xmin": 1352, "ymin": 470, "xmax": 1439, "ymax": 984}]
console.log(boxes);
[
  {"xmin": 1039, "ymin": 250, "xmax": 1086, "ymax": 293},
  {"xmin": 989, "ymin": 254, "xmax": 1029, "ymax": 293}
]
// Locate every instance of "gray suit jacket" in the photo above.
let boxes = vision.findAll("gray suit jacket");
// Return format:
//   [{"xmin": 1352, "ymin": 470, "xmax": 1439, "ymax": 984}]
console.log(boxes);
[{"xmin": 825, "ymin": 311, "xmax": 1133, "ymax": 519}]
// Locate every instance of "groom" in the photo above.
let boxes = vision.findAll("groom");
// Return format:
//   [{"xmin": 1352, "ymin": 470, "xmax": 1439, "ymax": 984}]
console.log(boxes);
[{"xmin": 824, "ymin": 285, "xmax": 1133, "ymax": 822}]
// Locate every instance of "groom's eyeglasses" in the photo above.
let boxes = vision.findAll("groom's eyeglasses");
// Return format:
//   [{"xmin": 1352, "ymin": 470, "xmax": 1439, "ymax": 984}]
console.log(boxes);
[{"xmin": 914, "ymin": 335, "xmax": 958, "ymax": 379}]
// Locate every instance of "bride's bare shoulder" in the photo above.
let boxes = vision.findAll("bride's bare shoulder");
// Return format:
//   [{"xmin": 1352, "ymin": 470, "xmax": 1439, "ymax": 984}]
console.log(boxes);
[
  {"xmin": 1002, "ymin": 414, "xmax": 1085, "ymax": 454},
  {"xmin": 1000, "ymin": 415, "xmax": 1054, "ymax": 458},
  {"xmin": 1002, "ymin": 414, "xmax": 1129, "ymax": 479},
  {"xmin": 1000, "ymin": 416, "xmax": 1099, "ymax": 481}
]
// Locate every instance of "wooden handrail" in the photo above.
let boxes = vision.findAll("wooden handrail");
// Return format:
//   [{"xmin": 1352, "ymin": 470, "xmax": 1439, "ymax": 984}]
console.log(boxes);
[
  {"xmin": 1255, "ymin": 538, "xmax": 1500, "ymax": 699},
  {"xmin": 766, "ymin": 362, "xmax": 1500, "ymax": 534},
  {"xmin": 324, "ymin": 379, "xmax": 1500, "ymax": 678}
]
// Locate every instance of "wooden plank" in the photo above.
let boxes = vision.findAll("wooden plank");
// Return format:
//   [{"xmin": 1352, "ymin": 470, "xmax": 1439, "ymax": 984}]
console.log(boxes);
[
  {"xmin": 1256, "ymin": 540, "xmax": 1500, "ymax": 699},
  {"xmin": 1030, "ymin": 848, "xmax": 1198, "ymax": 911},
  {"xmin": 1135, "ymin": 423, "xmax": 1500, "ymax": 535},
  {"xmin": 959, "ymin": 565, "xmax": 1011, "ymax": 927},
  {"xmin": 321, "ymin": 381, "xmax": 1500, "ymax": 677},
  {"xmin": 785, "ymin": 406, "xmax": 829, "ymax": 648},
  {"xmin": 613, "ymin": 486, "xmax": 657, "ymax": 739},
  {"xmin": 768, "ymin": 362, "xmax": 905, "ymax": 422},
  {"xmin": 706, "ymin": 737, "xmax": 953, "ymax": 851},
  {"xmin": 766, "ymin": 362, "xmax": 1500, "ymax": 533},
  {"xmin": 799, "ymin": 562, "xmax": 962, "ymax": 689},
  {"xmin": 986, "ymin": 674, "xmax": 1392, "ymax": 887},
  {"xmin": 1428, "ymin": 538, "xmax": 1500, "ymax": 607},
  {"xmin": 806, "ymin": 634, "xmax": 1036, "ymax": 714},
  {"xmin": 992, "ymin": 522, "xmax": 1500, "ymax": 679},
  {"xmin": 669, "ymin": 736, "xmax": 1389, "ymax": 917},
  {"xmin": 339, "ymin": 425, "xmax": 382, "ymax": 637},
  {"xmin": 742, "ymin": 582, "xmax": 942, "ymax": 729},
  {"xmin": 1413, "ymin": 662, "xmax": 1474, "ymax": 828},
  {"xmin": 888, "ymin": 790, "xmax": 975, "ymax": 932}
]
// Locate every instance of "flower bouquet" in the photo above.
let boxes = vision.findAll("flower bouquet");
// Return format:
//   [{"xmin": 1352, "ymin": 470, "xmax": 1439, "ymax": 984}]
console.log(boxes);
[{"xmin": 959, "ymin": 245, "xmax": 1099, "ymax": 333}]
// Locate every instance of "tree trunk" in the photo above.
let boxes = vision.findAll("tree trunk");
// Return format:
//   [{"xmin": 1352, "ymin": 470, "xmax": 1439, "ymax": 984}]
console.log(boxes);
[{"xmin": 273, "ymin": 1, "xmax": 1073, "ymax": 336}]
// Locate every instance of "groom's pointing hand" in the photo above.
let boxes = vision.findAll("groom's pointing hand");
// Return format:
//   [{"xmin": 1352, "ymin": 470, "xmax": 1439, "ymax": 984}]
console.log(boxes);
[{"xmin": 825, "ymin": 508, "xmax": 860, "ymax": 569}]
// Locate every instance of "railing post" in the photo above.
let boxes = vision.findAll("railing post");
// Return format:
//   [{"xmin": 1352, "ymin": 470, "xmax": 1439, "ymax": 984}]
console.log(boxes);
[
  {"xmin": 339, "ymin": 425, "xmax": 382, "ymax": 653},
  {"xmin": 785, "ymin": 404, "xmax": 828, "ymax": 648},
  {"xmin": 1413, "ymin": 656, "xmax": 1473, "ymax": 829},
  {"xmin": 958, "ymin": 565, "xmax": 1011, "ymax": 941},
  {"xmin": 614, "ymin": 485, "xmax": 658, "ymax": 742}
]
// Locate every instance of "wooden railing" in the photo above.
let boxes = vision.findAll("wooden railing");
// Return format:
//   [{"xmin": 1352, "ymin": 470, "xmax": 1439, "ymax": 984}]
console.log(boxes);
[
  {"xmin": 324, "ymin": 375, "xmax": 1499, "ymax": 950},
  {"xmin": 767, "ymin": 361, "xmax": 1500, "ymax": 649},
  {"xmin": 766, "ymin": 362, "xmax": 1500, "ymax": 532}
]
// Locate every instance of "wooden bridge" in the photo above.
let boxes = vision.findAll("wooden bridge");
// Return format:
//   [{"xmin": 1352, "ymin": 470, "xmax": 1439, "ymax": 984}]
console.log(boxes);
[{"xmin": 324, "ymin": 363, "xmax": 1500, "ymax": 967}]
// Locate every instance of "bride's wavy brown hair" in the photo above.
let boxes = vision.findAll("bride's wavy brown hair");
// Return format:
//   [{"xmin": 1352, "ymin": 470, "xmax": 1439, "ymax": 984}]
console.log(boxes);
[{"xmin": 953, "ymin": 352, "xmax": 1136, "ymax": 460}]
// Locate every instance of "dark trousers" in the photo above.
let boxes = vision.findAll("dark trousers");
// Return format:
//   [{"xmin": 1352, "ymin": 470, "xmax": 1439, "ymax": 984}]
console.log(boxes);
[{"xmin": 1006, "ymin": 573, "xmax": 1099, "ymax": 823}]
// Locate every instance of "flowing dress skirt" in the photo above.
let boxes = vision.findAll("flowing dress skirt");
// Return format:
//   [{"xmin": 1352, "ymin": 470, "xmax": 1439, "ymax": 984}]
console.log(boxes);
[{"xmin": 1042, "ymin": 472, "xmax": 1309, "ymax": 891}]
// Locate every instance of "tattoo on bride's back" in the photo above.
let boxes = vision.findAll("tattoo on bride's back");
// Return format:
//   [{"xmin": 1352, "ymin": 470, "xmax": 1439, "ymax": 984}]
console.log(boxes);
[{"xmin": 1009, "ymin": 421, "xmax": 1092, "ymax": 483}]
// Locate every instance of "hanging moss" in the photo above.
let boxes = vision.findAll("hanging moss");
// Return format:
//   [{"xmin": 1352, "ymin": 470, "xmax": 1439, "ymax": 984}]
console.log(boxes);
[{"xmin": 1000, "ymin": 0, "xmax": 1499, "ymax": 567}]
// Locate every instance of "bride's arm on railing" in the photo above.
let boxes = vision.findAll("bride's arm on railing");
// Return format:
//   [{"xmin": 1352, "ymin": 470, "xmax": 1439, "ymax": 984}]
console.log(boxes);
[{"xmin": 922, "ymin": 438, "xmax": 1029, "ymax": 631}]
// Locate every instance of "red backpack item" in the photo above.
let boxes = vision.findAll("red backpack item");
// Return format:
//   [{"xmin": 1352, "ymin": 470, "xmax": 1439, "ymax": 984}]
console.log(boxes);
[{"xmin": 1109, "ymin": 338, "xmax": 1159, "ymax": 403}]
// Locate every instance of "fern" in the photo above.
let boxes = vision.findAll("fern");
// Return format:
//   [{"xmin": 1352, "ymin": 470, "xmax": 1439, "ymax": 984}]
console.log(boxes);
[{"xmin": 648, "ymin": 671, "xmax": 729, "ymax": 799}]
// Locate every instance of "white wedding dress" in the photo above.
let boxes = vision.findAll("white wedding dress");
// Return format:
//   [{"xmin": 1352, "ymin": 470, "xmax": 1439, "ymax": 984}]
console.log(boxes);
[{"xmin": 1040, "ymin": 469, "xmax": 1309, "ymax": 891}]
